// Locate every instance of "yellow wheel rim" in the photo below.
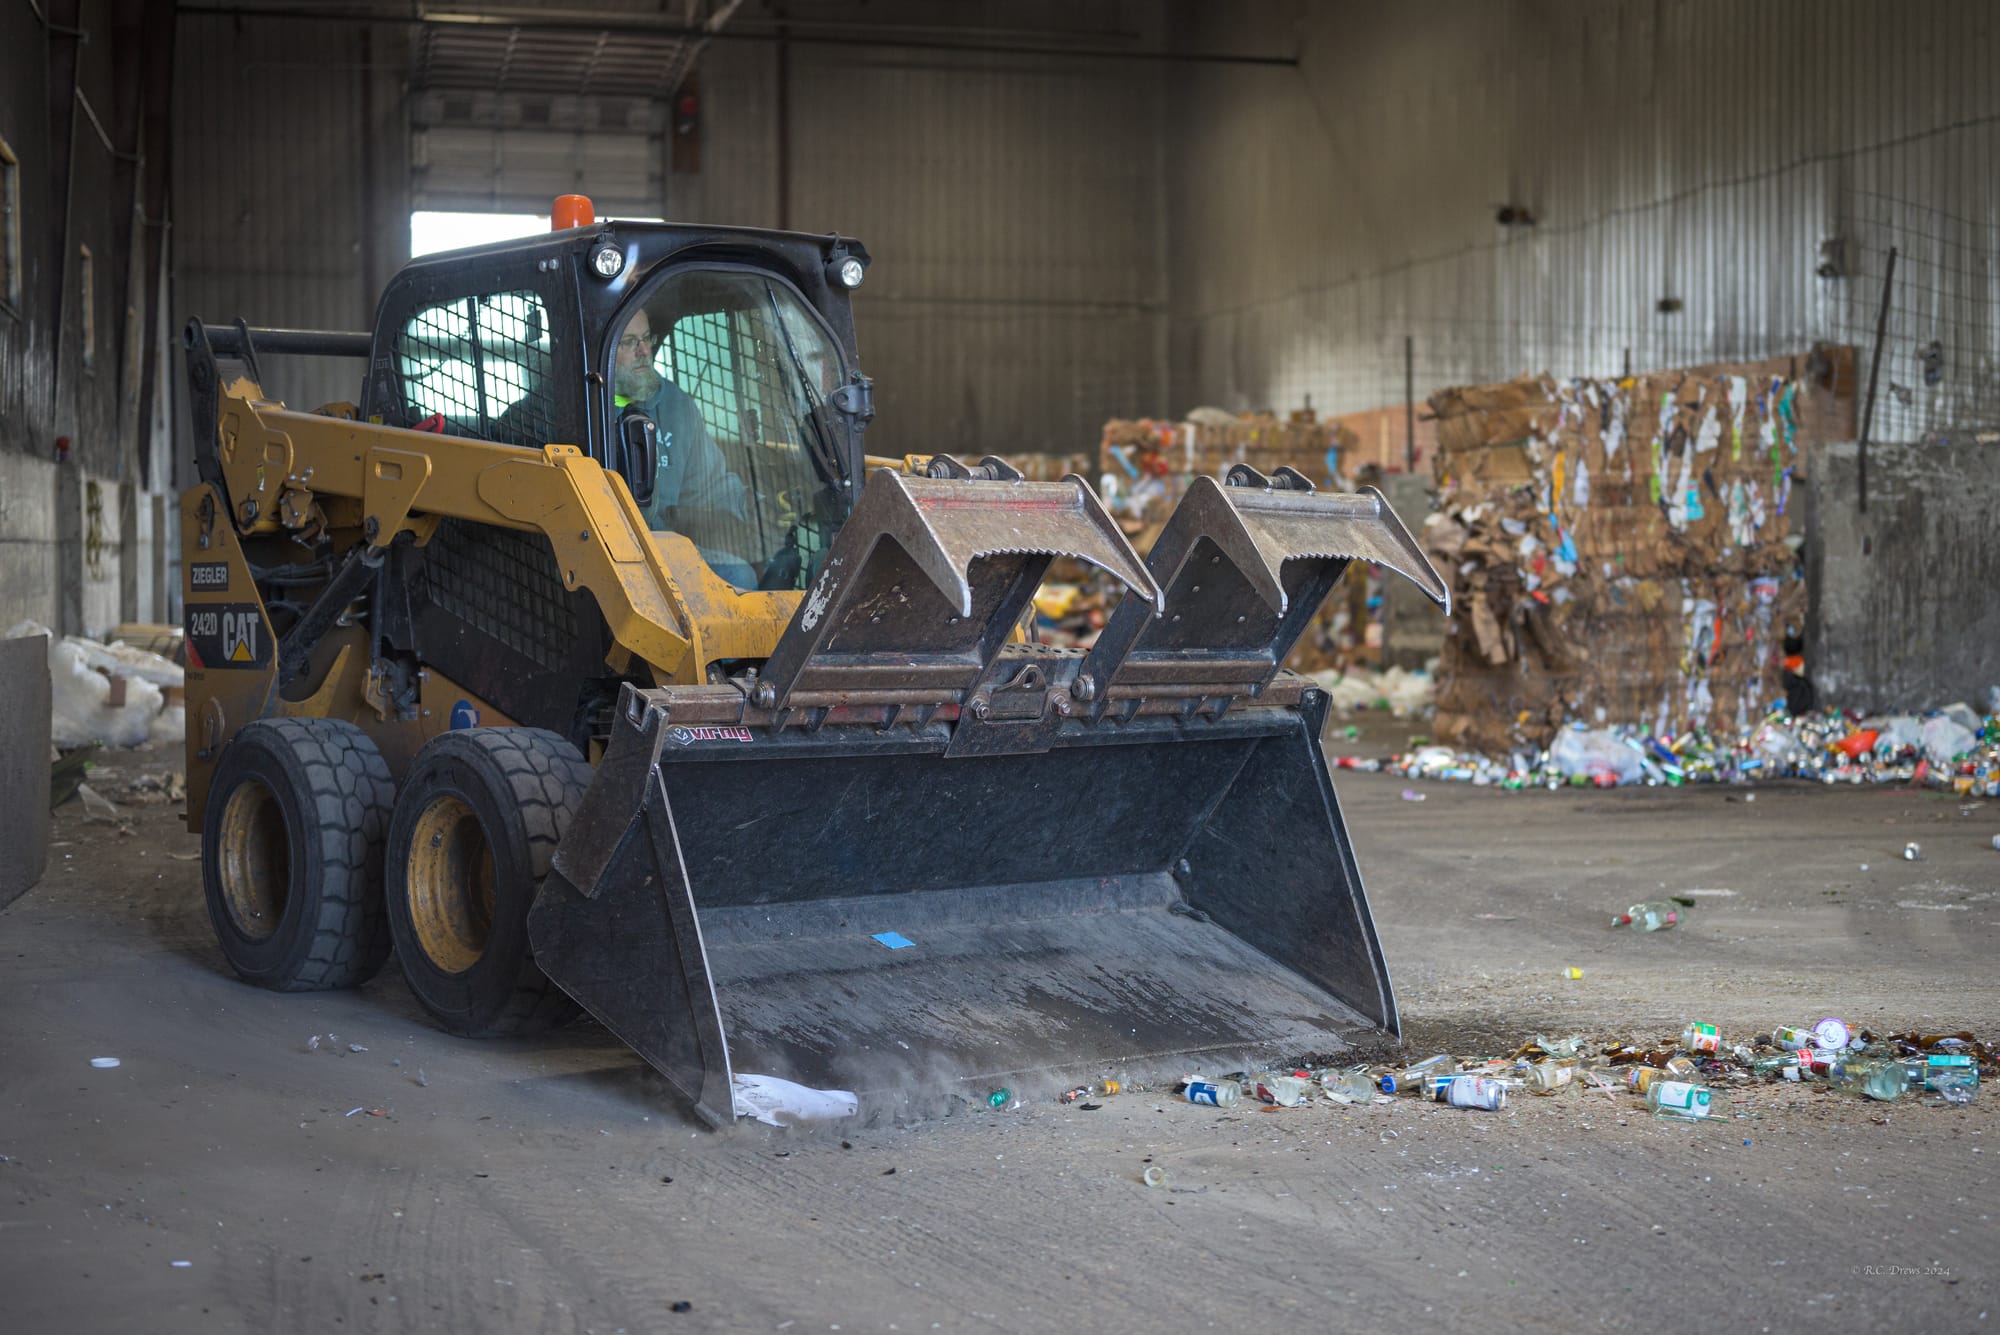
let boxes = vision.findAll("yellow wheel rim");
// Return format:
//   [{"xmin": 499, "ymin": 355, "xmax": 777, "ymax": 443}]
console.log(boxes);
[
  {"xmin": 405, "ymin": 796, "xmax": 495, "ymax": 975},
  {"xmin": 218, "ymin": 779, "xmax": 289, "ymax": 941}
]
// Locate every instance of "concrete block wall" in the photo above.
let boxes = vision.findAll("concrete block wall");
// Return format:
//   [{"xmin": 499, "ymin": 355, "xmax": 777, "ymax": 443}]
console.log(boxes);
[
  {"xmin": 0, "ymin": 452, "xmax": 170, "ymax": 638},
  {"xmin": 0, "ymin": 452, "xmax": 62, "ymax": 631}
]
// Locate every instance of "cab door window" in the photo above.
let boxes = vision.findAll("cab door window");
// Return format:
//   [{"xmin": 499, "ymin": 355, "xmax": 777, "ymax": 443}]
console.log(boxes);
[{"xmin": 609, "ymin": 268, "xmax": 849, "ymax": 592}]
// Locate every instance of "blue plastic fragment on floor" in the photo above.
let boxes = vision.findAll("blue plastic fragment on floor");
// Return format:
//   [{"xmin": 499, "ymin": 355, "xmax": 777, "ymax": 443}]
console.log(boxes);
[{"xmin": 871, "ymin": 931, "xmax": 915, "ymax": 949}]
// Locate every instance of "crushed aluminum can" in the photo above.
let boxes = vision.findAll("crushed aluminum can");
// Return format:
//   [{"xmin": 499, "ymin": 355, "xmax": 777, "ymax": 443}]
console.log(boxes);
[
  {"xmin": 1183, "ymin": 1080, "xmax": 1235, "ymax": 1107},
  {"xmin": 1444, "ymin": 1076, "xmax": 1507, "ymax": 1111}
]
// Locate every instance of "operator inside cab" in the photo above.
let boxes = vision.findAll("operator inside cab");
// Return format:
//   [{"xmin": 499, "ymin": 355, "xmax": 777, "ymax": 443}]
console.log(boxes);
[
  {"xmin": 611, "ymin": 308, "xmax": 756, "ymax": 588},
  {"xmin": 607, "ymin": 265, "xmax": 850, "ymax": 596}
]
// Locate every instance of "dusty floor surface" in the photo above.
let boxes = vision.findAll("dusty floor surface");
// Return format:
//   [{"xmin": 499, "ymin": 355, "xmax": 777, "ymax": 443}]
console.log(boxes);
[{"xmin": 3, "ymin": 725, "xmax": 1996, "ymax": 1334}]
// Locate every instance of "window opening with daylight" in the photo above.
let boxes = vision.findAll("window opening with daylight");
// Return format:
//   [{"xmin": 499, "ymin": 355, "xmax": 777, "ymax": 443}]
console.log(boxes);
[{"xmin": 395, "ymin": 291, "xmax": 555, "ymax": 446}]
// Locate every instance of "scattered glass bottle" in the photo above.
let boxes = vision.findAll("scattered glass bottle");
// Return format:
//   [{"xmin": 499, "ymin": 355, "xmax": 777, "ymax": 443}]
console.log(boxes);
[
  {"xmin": 1524, "ymin": 1060, "xmax": 1573, "ymax": 1094},
  {"xmin": 1830, "ymin": 1059, "xmax": 1905, "ymax": 1102},
  {"xmin": 1321, "ymin": 1068, "xmax": 1379, "ymax": 1103},
  {"xmin": 1646, "ymin": 1080, "xmax": 1713, "ymax": 1119},
  {"xmin": 1253, "ymin": 1074, "xmax": 1312, "ymax": 1107}
]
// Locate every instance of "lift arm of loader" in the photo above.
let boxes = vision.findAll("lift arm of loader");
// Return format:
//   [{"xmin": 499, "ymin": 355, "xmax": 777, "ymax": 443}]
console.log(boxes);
[{"xmin": 205, "ymin": 383, "xmax": 719, "ymax": 680}]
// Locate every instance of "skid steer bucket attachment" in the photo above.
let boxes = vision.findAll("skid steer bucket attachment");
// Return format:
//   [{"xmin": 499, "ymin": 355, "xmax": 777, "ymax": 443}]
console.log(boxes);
[{"xmin": 529, "ymin": 462, "xmax": 1447, "ymax": 1126}]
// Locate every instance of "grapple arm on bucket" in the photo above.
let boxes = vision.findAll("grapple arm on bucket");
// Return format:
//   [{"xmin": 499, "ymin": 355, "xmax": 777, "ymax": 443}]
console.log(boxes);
[
  {"xmin": 754, "ymin": 462, "xmax": 1160, "ymax": 711},
  {"xmin": 1079, "ymin": 465, "xmax": 1449, "ymax": 708}
]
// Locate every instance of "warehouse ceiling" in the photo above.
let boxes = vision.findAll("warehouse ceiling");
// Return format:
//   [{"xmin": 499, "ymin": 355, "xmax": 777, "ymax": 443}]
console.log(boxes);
[
  {"xmin": 412, "ymin": 0, "xmax": 741, "ymax": 97},
  {"xmin": 402, "ymin": 2, "xmax": 742, "ymax": 211},
  {"xmin": 174, "ymin": 2, "xmax": 1204, "ymax": 214}
]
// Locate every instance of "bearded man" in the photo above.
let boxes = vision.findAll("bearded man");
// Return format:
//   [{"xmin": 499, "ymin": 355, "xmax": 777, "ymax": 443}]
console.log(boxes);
[{"xmin": 613, "ymin": 308, "xmax": 755, "ymax": 587}]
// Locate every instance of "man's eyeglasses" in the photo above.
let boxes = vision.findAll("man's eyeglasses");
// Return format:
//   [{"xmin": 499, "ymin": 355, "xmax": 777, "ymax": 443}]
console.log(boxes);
[{"xmin": 617, "ymin": 331, "xmax": 659, "ymax": 353}]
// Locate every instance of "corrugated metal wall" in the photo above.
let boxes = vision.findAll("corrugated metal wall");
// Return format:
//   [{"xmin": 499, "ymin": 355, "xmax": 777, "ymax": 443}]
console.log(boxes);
[
  {"xmin": 170, "ymin": 13, "xmax": 410, "ymax": 483},
  {"xmin": 1167, "ymin": 0, "xmax": 2000, "ymax": 444},
  {"xmin": 688, "ymin": 9, "xmax": 1169, "ymax": 455}
]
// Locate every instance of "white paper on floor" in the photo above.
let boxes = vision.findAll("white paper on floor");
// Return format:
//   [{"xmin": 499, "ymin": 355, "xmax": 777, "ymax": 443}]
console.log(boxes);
[{"xmin": 730, "ymin": 1073, "xmax": 859, "ymax": 1127}]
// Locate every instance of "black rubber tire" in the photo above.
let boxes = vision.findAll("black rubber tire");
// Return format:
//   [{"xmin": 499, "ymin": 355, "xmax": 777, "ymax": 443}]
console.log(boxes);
[
  {"xmin": 200, "ymin": 717, "xmax": 396, "ymax": 991},
  {"xmin": 384, "ymin": 727, "xmax": 592, "ymax": 1037}
]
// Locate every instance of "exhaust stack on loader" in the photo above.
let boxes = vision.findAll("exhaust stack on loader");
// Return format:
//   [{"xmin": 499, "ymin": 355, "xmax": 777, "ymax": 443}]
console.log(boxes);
[{"xmin": 176, "ymin": 207, "xmax": 1446, "ymax": 1128}]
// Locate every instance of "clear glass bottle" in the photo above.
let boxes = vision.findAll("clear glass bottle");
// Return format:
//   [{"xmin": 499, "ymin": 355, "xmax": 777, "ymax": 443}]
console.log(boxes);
[
  {"xmin": 1829, "ymin": 1059, "xmax": 1905, "ymax": 1102},
  {"xmin": 1322, "ymin": 1068, "xmax": 1379, "ymax": 1103},
  {"xmin": 1901, "ymin": 1054, "xmax": 1978, "ymax": 1093},
  {"xmin": 1524, "ymin": 1060, "xmax": 1573, "ymax": 1094},
  {"xmin": 1254, "ymin": 1073, "xmax": 1312, "ymax": 1106},
  {"xmin": 1645, "ymin": 1080, "xmax": 1713, "ymax": 1119}
]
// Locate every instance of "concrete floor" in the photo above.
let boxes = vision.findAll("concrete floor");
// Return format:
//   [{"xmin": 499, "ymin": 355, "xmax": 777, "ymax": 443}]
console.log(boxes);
[{"xmin": 2, "ymin": 730, "xmax": 1996, "ymax": 1333}]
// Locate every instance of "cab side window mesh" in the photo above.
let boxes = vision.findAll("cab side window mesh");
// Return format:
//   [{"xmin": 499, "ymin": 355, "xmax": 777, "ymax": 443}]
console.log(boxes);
[
  {"xmin": 669, "ymin": 310, "xmax": 747, "ymax": 446},
  {"xmin": 397, "ymin": 291, "xmax": 554, "ymax": 446}
]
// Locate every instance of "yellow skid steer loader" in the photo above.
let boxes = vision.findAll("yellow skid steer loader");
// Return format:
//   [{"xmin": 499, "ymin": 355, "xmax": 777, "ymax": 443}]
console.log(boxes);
[{"xmin": 180, "ymin": 200, "xmax": 1446, "ymax": 1125}]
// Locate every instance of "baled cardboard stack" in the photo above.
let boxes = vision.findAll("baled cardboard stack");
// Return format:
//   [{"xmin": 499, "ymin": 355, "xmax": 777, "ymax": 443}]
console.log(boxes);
[{"xmin": 1426, "ymin": 349, "xmax": 1855, "ymax": 754}]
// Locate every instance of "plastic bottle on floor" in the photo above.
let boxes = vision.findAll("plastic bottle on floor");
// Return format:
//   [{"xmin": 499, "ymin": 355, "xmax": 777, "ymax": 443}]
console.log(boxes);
[{"xmin": 1613, "ymin": 901, "xmax": 1682, "ymax": 931}]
